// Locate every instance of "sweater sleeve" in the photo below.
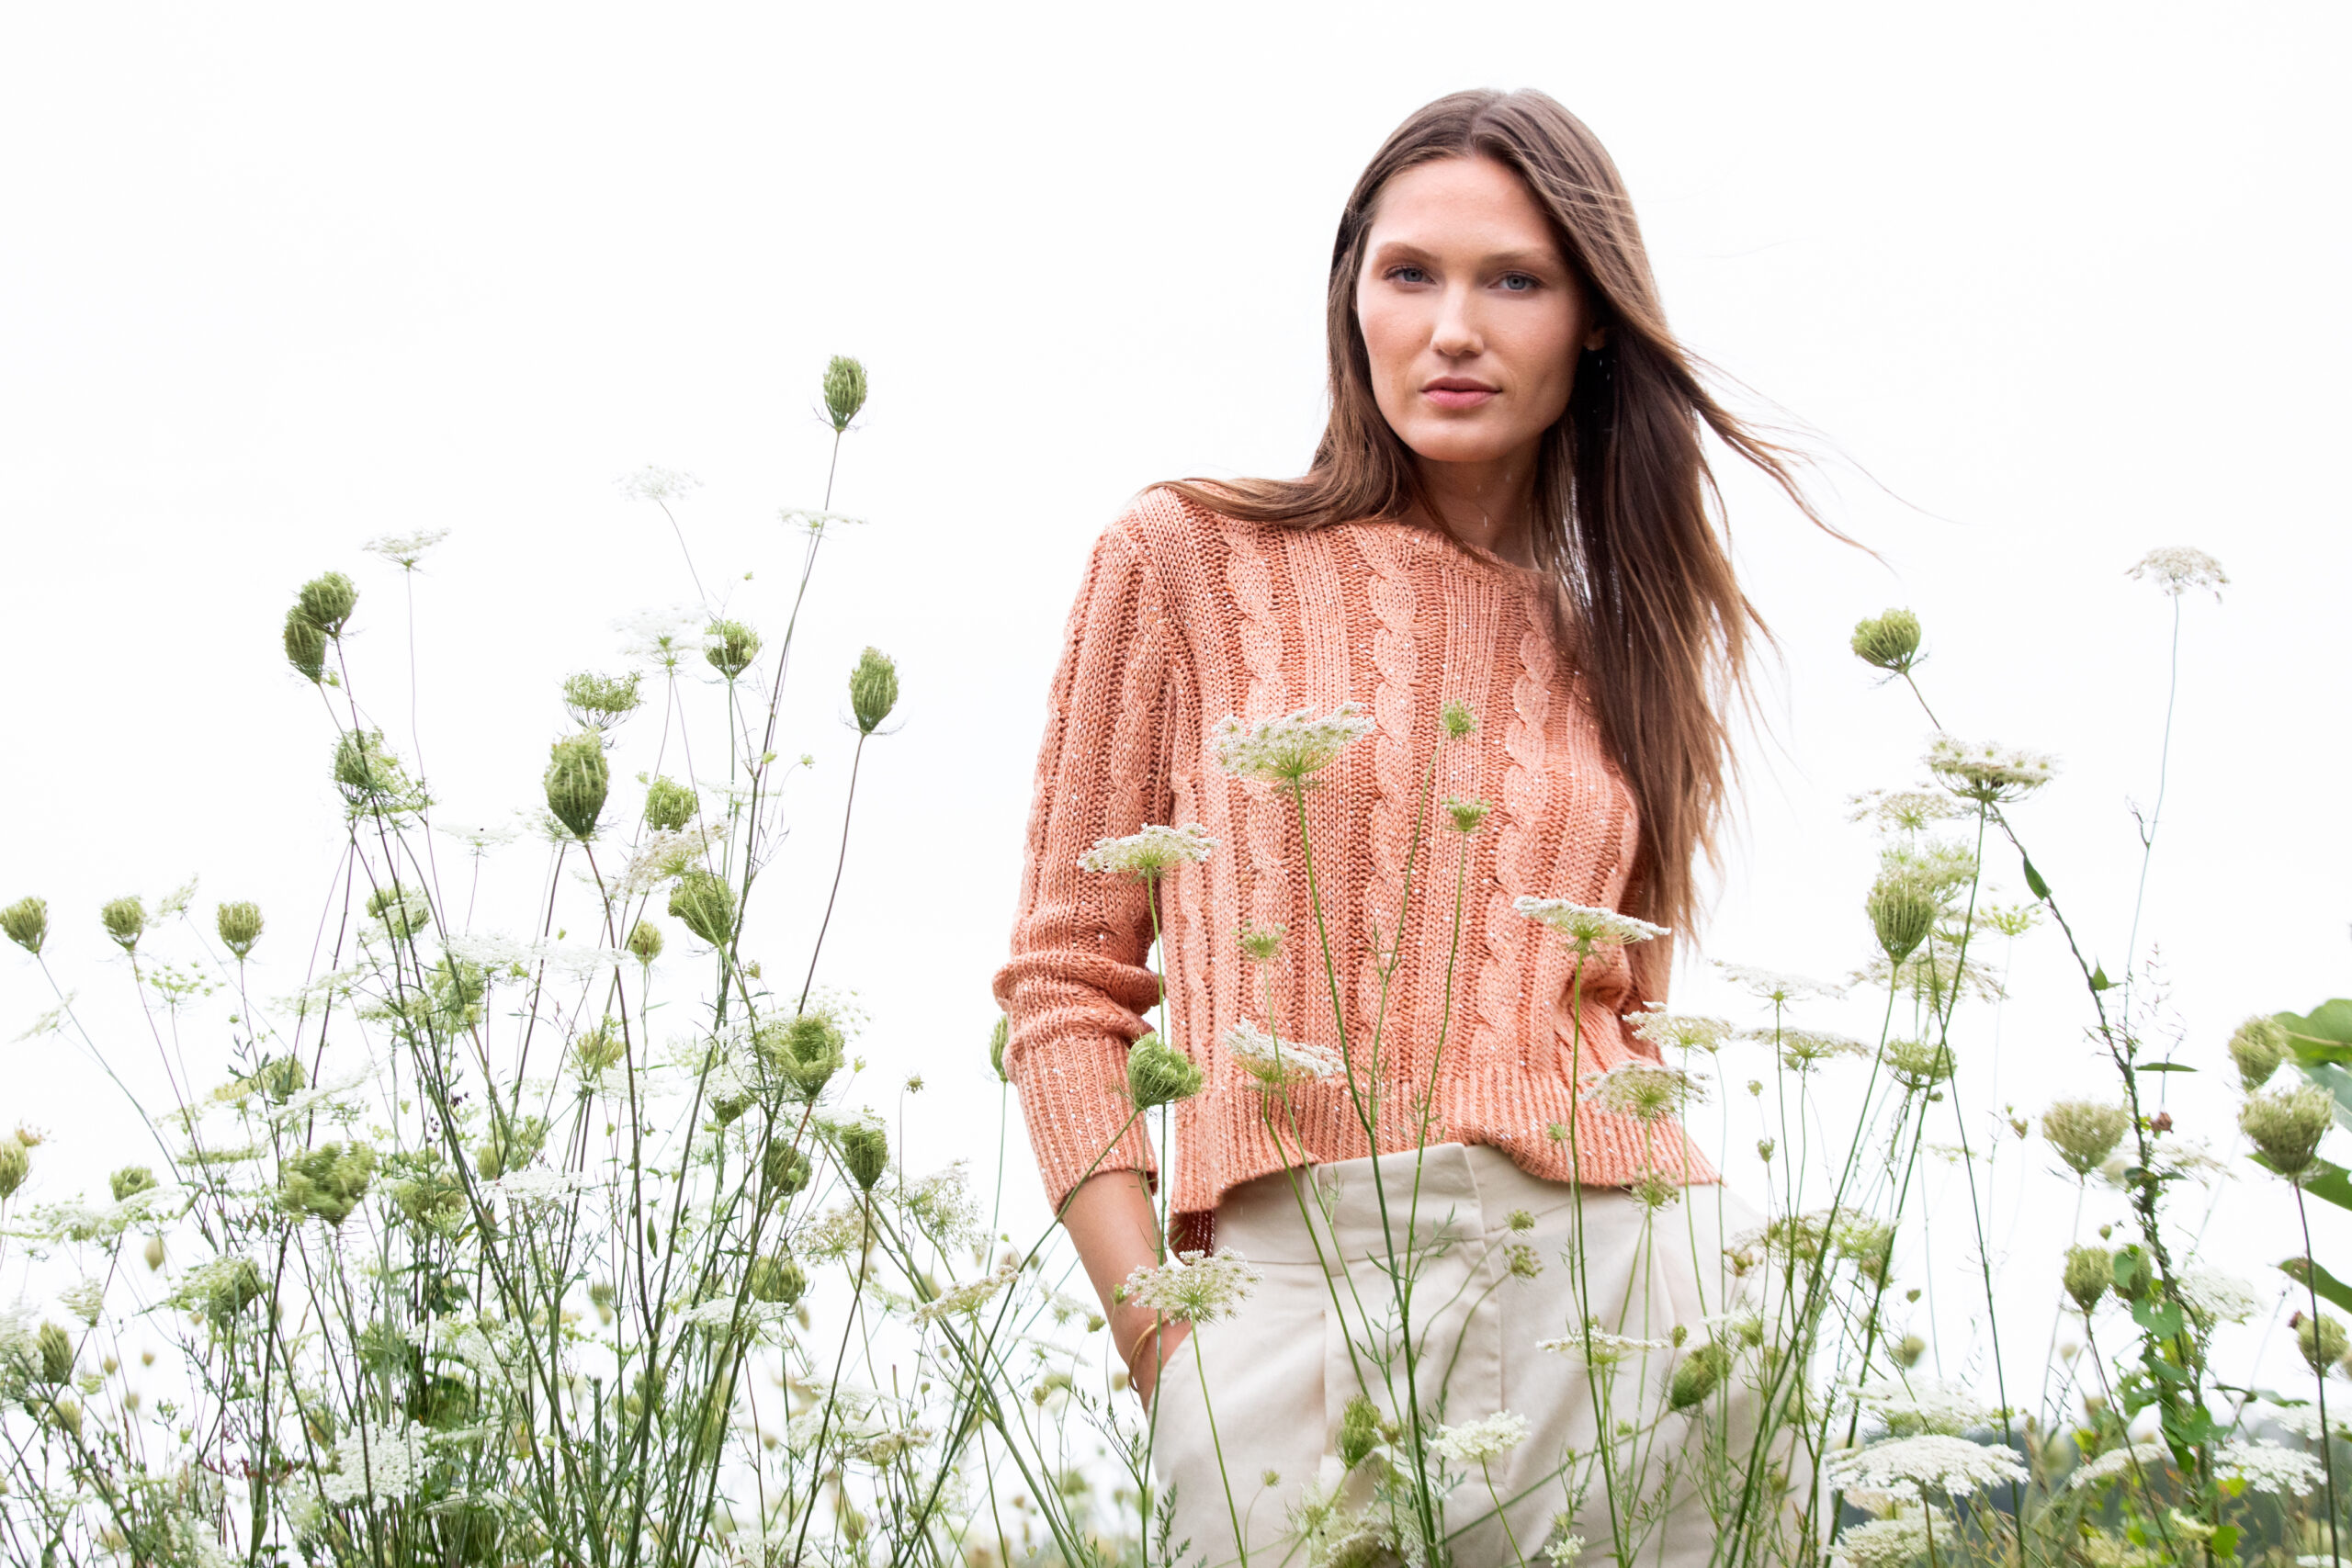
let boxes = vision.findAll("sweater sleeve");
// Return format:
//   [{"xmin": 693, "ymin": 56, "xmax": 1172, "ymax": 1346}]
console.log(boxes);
[{"xmin": 992, "ymin": 521, "xmax": 1175, "ymax": 1213}]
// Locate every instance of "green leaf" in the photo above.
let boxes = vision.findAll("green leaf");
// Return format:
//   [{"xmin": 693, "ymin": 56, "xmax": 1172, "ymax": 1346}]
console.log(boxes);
[
  {"xmin": 2280, "ymin": 999, "xmax": 2352, "ymax": 1052},
  {"xmin": 2279, "ymin": 1256, "xmax": 2352, "ymax": 1314},
  {"xmin": 2021, "ymin": 854, "xmax": 2051, "ymax": 901},
  {"xmin": 2090, "ymin": 964, "xmax": 2115, "ymax": 992},
  {"xmin": 2131, "ymin": 1297, "xmax": 2186, "ymax": 1341},
  {"xmin": 2262, "ymin": 1156, "xmax": 2352, "ymax": 1216},
  {"xmin": 2137, "ymin": 1062, "xmax": 2197, "ymax": 1073},
  {"xmin": 2210, "ymin": 1523, "xmax": 2241, "ymax": 1560}
]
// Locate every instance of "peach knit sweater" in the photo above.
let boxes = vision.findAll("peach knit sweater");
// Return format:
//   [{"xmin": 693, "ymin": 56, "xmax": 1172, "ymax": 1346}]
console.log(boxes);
[{"xmin": 994, "ymin": 489, "xmax": 1712, "ymax": 1237}]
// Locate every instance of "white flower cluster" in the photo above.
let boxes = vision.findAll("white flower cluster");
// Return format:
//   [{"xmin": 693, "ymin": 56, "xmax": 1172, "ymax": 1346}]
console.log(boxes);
[
  {"xmin": 2128, "ymin": 546, "xmax": 2228, "ymax": 600},
  {"xmin": 1847, "ymin": 788, "xmax": 1968, "ymax": 834},
  {"xmin": 1924, "ymin": 735, "xmax": 2058, "ymax": 804},
  {"xmin": 1846, "ymin": 1377, "xmax": 1992, "ymax": 1438},
  {"xmin": 1211, "ymin": 704, "xmax": 1375, "ymax": 783},
  {"xmin": 614, "ymin": 825, "xmax": 727, "ymax": 897},
  {"xmin": 910, "ymin": 1261, "xmax": 1020, "ymax": 1325},
  {"xmin": 1827, "ymin": 1434, "xmax": 2028, "ymax": 1498},
  {"xmin": 2069, "ymin": 1439, "xmax": 2170, "ymax": 1489},
  {"xmin": 1429, "ymin": 1409, "xmax": 1529, "ymax": 1465},
  {"xmin": 487, "ymin": 1168, "xmax": 596, "ymax": 1205},
  {"xmin": 615, "ymin": 467, "xmax": 702, "ymax": 504},
  {"xmin": 435, "ymin": 818, "xmax": 525, "ymax": 853},
  {"xmin": 2178, "ymin": 1266, "xmax": 2264, "ymax": 1325},
  {"xmin": 1076, "ymin": 823, "xmax": 1217, "ymax": 879},
  {"xmin": 441, "ymin": 933, "xmax": 628, "ymax": 982},
  {"xmin": 1746, "ymin": 1026, "xmax": 1871, "ymax": 1071},
  {"xmin": 1830, "ymin": 1510, "xmax": 1950, "ymax": 1568},
  {"xmin": 1713, "ymin": 963, "xmax": 1846, "ymax": 1004},
  {"xmin": 1626, "ymin": 1010, "xmax": 1733, "ymax": 1055},
  {"xmin": 615, "ymin": 604, "xmax": 718, "ymax": 671},
  {"xmin": 317, "ymin": 1419, "xmax": 431, "ymax": 1506},
  {"xmin": 1118, "ymin": 1248, "xmax": 1262, "ymax": 1324},
  {"xmin": 361, "ymin": 529, "xmax": 451, "ymax": 569},
  {"xmin": 778, "ymin": 508, "xmax": 868, "ymax": 535},
  {"xmin": 1582, "ymin": 1062, "xmax": 1703, "ymax": 1122},
  {"xmin": 1221, "ymin": 1021, "xmax": 1347, "ymax": 1086},
  {"xmin": 1536, "ymin": 1328, "xmax": 1671, "ymax": 1368},
  {"xmin": 1513, "ymin": 897, "xmax": 1668, "ymax": 951},
  {"xmin": 2217, "ymin": 1438, "xmax": 2329, "ymax": 1496}
]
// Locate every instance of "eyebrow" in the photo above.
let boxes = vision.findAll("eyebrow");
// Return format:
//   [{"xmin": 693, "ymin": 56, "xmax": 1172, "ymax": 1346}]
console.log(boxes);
[{"xmin": 1368, "ymin": 240, "xmax": 1564, "ymax": 270}]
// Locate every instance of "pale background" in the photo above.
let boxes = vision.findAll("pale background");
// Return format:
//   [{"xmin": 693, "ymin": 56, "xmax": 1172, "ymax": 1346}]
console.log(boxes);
[{"xmin": 3, "ymin": 3, "xmax": 2347, "ymax": 1405}]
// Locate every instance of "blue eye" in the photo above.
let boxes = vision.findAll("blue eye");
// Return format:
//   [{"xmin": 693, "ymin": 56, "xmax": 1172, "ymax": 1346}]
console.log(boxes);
[
  {"xmin": 1389, "ymin": 265, "xmax": 1430, "ymax": 285},
  {"xmin": 1499, "ymin": 274, "xmax": 1537, "ymax": 292}
]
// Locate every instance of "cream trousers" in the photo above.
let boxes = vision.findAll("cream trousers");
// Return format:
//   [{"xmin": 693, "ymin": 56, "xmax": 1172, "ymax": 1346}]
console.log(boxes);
[{"xmin": 1148, "ymin": 1144, "xmax": 1763, "ymax": 1568}]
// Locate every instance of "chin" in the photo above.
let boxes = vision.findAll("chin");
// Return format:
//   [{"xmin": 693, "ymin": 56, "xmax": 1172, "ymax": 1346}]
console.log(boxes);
[{"xmin": 1401, "ymin": 423, "xmax": 1522, "ymax": 467}]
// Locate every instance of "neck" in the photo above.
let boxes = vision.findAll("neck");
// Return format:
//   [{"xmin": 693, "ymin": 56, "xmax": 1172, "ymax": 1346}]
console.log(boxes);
[{"xmin": 1408, "ymin": 451, "xmax": 1542, "ymax": 568}]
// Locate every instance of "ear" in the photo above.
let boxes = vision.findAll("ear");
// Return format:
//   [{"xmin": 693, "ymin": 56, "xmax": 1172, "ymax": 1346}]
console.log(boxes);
[{"xmin": 1584, "ymin": 323, "xmax": 1609, "ymax": 354}]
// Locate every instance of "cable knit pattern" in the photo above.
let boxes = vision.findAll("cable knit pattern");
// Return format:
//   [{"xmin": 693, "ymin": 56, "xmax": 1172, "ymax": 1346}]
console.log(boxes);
[{"xmin": 995, "ymin": 491, "xmax": 1715, "ymax": 1235}]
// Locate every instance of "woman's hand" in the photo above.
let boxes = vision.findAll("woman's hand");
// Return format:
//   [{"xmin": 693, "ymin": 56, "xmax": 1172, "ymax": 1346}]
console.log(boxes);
[{"xmin": 1060, "ymin": 1168, "xmax": 1188, "ymax": 1408}]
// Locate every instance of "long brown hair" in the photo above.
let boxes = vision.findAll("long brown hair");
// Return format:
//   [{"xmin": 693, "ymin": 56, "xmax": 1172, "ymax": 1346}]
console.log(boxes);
[{"xmin": 1166, "ymin": 87, "xmax": 1832, "ymax": 936}]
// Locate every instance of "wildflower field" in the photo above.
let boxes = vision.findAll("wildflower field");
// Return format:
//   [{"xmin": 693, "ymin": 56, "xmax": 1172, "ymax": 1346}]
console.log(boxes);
[{"xmin": 0, "ymin": 363, "xmax": 2345, "ymax": 1568}]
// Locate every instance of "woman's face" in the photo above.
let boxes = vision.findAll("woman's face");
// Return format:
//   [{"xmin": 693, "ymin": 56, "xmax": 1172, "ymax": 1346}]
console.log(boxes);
[{"xmin": 1355, "ymin": 154, "xmax": 1602, "ymax": 471}]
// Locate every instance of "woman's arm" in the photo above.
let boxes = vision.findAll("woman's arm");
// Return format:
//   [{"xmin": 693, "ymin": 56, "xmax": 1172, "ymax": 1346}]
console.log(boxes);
[{"xmin": 1062, "ymin": 1168, "xmax": 1190, "ymax": 1404}]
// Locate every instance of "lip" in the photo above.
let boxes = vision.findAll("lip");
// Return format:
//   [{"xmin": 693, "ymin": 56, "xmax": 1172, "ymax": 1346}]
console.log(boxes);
[{"xmin": 1421, "ymin": 378, "xmax": 1498, "ymax": 411}]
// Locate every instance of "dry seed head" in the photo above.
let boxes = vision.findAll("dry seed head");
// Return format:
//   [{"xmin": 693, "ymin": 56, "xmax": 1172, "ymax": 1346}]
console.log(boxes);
[
  {"xmin": 1126, "ymin": 1033, "xmax": 1204, "ymax": 1111},
  {"xmin": 763, "ymin": 1139, "xmax": 810, "ymax": 1199},
  {"xmin": 759, "ymin": 1011, "xmax": 844, "ymax": 1100},
  {"xmin": 282, "ymin": 607, "xmax": 328, "ymax": 682},
  {"xmin": 2063, "ymin": 1246, "xmax": 2112, "ymax": 1313},
  {"xmin": 543, "ymin": 732, "xmax": 610, "ymax": 840},
  {"xmin": 669, "ymin": 870, "xmax": 737, "ymax": 948},
  {"xmin": 2041, "ymin": 1099, "xmax": 2132, "ymax": 1178},
  {"xmin": 2241, "ymin": 1083, "xmax": 2335, "ymax": 1179},
  {"xmin": 849, "ymin": 647, "xmax": 899, "ymax": 735},
  {"xmin": 704, "ymin": 620, "xmax": 762, "ymax": 680},
  {"xmin": 822, "ymin": 355, "xmax": 868, "ymax": 432},
  {"xmin": 99, "ymin": 897, "xmax": 146, "ymax": 953},
  {"xmin": 2298, "ymin": 1311, "xmax": 2349, "ymax": 1373},
  {"xmin": 2229, "ymin": 1015, "xmax": 2291, "ymax": 1094},
  {"xmin": 1867, "ymin": 875, "xmax": 1939, "ymax": 964},
  {"xmin": 1850, "ymin": 609, "xmax": 1923, "ymax": 674},
  {"xmin": 641, "ymin": 775, "xmax": 697, "ymax": 833},
  {"xmin": 294, "ymin": 571, "xmax": 358, "ymax": 637},
  {"xmin": 215, "ymin": 901, "xmax": 264, "ymax": 959},
  {"xmin": 1, "ymin": 897, "xmax": 47, "ymax": 956}
]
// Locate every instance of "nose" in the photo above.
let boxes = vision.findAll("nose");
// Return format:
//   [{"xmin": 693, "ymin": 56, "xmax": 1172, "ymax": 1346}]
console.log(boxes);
[{"xmin": 1430, "ymin": 281, "xmax": 1482, "ymax": 359}]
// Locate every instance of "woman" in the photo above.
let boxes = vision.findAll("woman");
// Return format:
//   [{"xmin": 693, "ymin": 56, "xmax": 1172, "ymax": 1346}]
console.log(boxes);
[{"xmin": 994, "ymin": 88, "xmax": 1817, "ymax": 1567}]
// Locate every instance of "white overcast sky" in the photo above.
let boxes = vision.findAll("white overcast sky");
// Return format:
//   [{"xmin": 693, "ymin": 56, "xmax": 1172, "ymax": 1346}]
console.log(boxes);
[{"xmin": 2, "ymin": 4, "xmax": 2347, "ymax": 1391}]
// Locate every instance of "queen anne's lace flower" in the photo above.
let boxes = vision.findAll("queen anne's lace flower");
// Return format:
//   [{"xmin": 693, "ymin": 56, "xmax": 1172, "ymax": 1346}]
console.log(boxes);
[
  {"xmin": 317, "ymin": 1419, "xmax": 431, "ymax": 1506},
  {"xmin": 2070, "ymin": 1440, "xmax": 2172, "ymax": 1489},
  {"xmin": 910, "ymin": 1262, "xmax": 1020, "ymax": 1325},
  {"xmin": 1221, "ymin": 1021, "xmax": 1347, "ymax": 1085},
  {"xmin": 1626, "ymin": 1010, "xmax": 1733, "ymax": 1055},
  {"xmin": 1847, "ymin": 789, "xmax": 1968, "ymax": 834},
  {"xmin": 1211, "ymin": 704, "xmax": 1375, "ymax": 783},
  {"xmin": 2129, "ymin": 547, "xmax": 2229, "ymax": 600},
  {"xmin": 1077, "ymin": 823, "xmax": 1216, "ymax": 879},
  {"xmin": 1118, "ymin": 1248, "xmax": 1261, "ymax": 1323},
  {"xmin": 1430, "ymin": 1410, "xmax": 1529, "ymax": 1464},
  {"xmin": 1742, "ymin": 1025, "xmax": 1871, "ymax": 1070},
  {"xmin": 1536, "ymin": 1329, "xmax": 1671, "ymax": 1367},
  {"xmin": 1846, "ymin": 1378, "xmax": 1992, "ymax": 1438},
  {"xmin": 2179, "ymin": 1267, "xmax": 2264, "ymax": 1325},
  {"xmin": 2217, "ymin": 1438, "xmax": 2328, "ymax": 1496},
  {"xmin": 362, "ymin": 530, "xmax": 450, "ymax": 569},
  {"xmin": 1924, "ymin": 736, "xmax": 2058, "ymax": 804},
  {"xmin": 1513, "ymin": 897, "xmax": 1668, "ymax": 950},
  {"xmin": 1827, "ymin": 1434, "xmax": 2028, "ymax": 1498},
  {"xmin": 1713, "ymin": 963, "xmax": 1847, "ymax": 1004},
  {"xmin": 1831, "ymin": 1510, "xmax": 1951, "ymax": 1568},
  {"xmin": 1582, "ymin": 1062, "xmax": 1704, "ymax": 1122}
]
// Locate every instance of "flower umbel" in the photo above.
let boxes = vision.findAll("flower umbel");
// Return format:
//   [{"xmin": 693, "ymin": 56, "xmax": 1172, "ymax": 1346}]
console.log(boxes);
[
  {"xmin": 1429, "ymin": 1411, "xmax": 1529, "ymax": 1465},
  {"xmin": 1118, "ymin": 1249, "xmax": 1261, "ymax": 1324},
  {"xmin": 1221, "ymin": 1021, "xmax": 1346, "ymax": 1087},
  {"xmin": 1827, "ymin": 1434, "xmax": 2029, "ymax": 1498},
  {"xmin": 2128, "ymin": 546, "xmax": 2228, "ymax": 601},
  {"xmin": 1583, "ymin": 1062, "xmax": 1703, "ymax": 1122},
  {"xmin": 1514, "ymin": 897, "xmax": 1667, "ymax": 952},
  {"xmin": 1211, "ymin": 703, "xmax": 1374, "ymax": 784},
  {"xmin": 1925, "ymin": 735, "xmax": 2057, "ymax": 804},
  {"xmin": 1077, "ymin": 824, "xmax": 1216, "ymax": 881}
]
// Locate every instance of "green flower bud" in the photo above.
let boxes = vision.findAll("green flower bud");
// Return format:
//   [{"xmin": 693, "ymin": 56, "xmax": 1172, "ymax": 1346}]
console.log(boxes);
[
  {"xmin": 251, "ymin": 1055, "xmax": 307, "ymax": 1104},
  {"xmin": 283, "ymin": 606, "xmax": 328, "ymax": 682},
  {"xmin": 2062, "ymin": 1245, "xmax": 2111, "ymax": 1313},
  {"xmin": 839, "ymin": 1120, "xmax": 888, "ymax": 1191},
  {"xmin": 705, "ymin": 620, "xmax": 762, "ymax": 680},
  {"xmin": 561, "ymin": 671, "xmax": 642, "ymax": 731},
  {"xmin": 2230, "ymin": 1014, "xmax": 2291, "ymax": 1094},
  {"xmin": 626, "ymin": 919, "xmax": 663, "ymax": 964},
  {"xmin": 1668, "ymin": 1340, "xmax": 1734, "ymax": 1411},
  {"xmin": 571, "ymin": 1019, "xmax": 627, "ymax": 1079},
  {"xmin": 1850, "ymin": 609, "xmax": 1923, "ymax": 675},
  {"xmin": 1126, "ymin": 1033, "xmax": 1204, "ymax": 1111},
  {"xmin": 2300, "ymin": 1311, "xmax": 2350, "ymax": 1374},
  {"xmin": 1442, "ymin": 796, "xmax": 1492, "ymax": 835},
  {"xmin": 108, "ymin": 1166, "xmax": 156, "ymax": 1202},
  {"xmin": 37, "ymin": 1323, "xmax": 74, "ymax": 1385},
  {"xmin": 1337, "ymin": 1395, "xmax": 1382, "ymax": 1470},
  {"xmin": 295, "ymin": 571, "xmax": 359, "ymax": 637},
  {"xmin": 365, "ymin": 885, "xmax": 430, "ymax": 938},
  {"xmin": 989, "ymin": 1015, "xmax": 1011, "ymax": 1082},
  {"xmin": 1, "ymin": 896, "xmax": 47, "ymax": 956},
  {"xmin": 544, "ymin": 732, "xmax": 610, "ymax": 840},
  {"xmin": 1866, "ymin": 875, "xmax": 1939, "ymax": 964},
  {"xmin": 474, "ymin": 1116, "xmax": 547, "ymax": 1182},
  {"xmin": 143, "ymin": 1235, "xmax": 165, "ymax": 1271},
  {"xmin": 668, "ymin": 870, "xmax": 737, "ymax": 948},
  {"xmin": 279, "ymin": 1142, "xmax": 377, "ymax": 1227},
  {"xmin": 849, "ymin": 647, "xmax": 899, "ymax": 735},
  {"xmin": 2041, "ymin": 1100, "xmax": 2131, "ymax": 1178},
  {"xmin": 0, "ymin": 1138, "xmax": 29, "ymax": 1201},
  {"xmin": 748, "ymin": 1255, "xmax": 808, "ymax": 1306},
  {"xmin": 1892, "ymin": 1333, "xmax": 1927, "ymax": 1371},
  {"xmin": 821, "ymin": 355, "xmax": 868, "ymax": 433},
  {"xmin": 179, "ymin": 1258, "xmax": 266, "ymax": 1325},
  {"xmin": 215, "ymin": 901, "xmax": 264, "ymax": 960},
  {"xmin": 763, "ymin": 1139, "xmax": 811, "ymax": 1201},
  {"xmin": 99, "ymin": 897, "xmax": 146, "ymax": 953},
  {"xmin": 2242, "ymin": 1083, "xmax": 2335, "ymax": 1179},
  {"xmin": 333, "ymin": 729, "xmax": 408, "ymax": 807},
  {"xmin": 758, "ymin": 1012, "xmax": 844, "ymax": 1100},
  {"xmin": 1441, "ymin": 699, "xmax": 1477, "ymax": 739},
  {"xmin": 642, "ymin": 775, "xmax": 697, "ymax": 833}
]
